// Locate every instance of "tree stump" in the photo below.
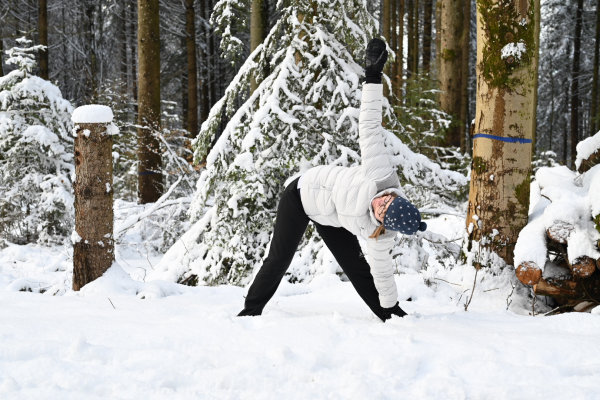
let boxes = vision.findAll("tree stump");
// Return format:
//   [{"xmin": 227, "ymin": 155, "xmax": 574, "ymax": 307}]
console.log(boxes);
[{"xmin": 72, "ymin": 106, "xmax": 115, "ymax": 290}]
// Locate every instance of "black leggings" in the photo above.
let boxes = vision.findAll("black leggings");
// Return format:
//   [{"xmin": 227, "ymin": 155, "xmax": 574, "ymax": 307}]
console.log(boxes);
[{"xmin": 239, "ymin": 177, "xmax": 389, "ymax": 321}]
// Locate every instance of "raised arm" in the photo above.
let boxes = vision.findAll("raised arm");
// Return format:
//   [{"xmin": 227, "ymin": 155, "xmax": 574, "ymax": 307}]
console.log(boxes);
[{"xmin": 359, "ymin": 39, "xmax": 395, "ymax": 181}]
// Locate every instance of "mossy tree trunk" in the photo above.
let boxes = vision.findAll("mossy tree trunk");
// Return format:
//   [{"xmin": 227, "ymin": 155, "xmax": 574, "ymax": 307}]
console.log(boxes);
[
  {"xmin": 465, "ymin": 0, "xmax": 539, "ymax": 266},
  {"xmin": 137, "ymin": 0, "xmax": 163, "ymax": 203},
  {"xmin": 439, "ymin": 0, "xmax": 467, "ymax": 148}
]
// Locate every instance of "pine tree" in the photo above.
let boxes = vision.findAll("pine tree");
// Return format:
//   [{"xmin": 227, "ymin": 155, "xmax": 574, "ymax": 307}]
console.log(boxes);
[
  {"xmin": 152, "ymin": 0, "xmax": 466, "ymax": 286},
  {"xmin": 0, "ymin": 38, "xmax": 74, "ymax": 246}
]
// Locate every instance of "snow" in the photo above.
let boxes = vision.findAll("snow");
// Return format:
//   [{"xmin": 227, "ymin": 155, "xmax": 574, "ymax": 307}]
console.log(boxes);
[
  {"xmin": 501, "ymin": 41, "xmax": 527, "ymax": 61},
  {"xmin": 2, "ymin": 204, "xmax": 600, "ymax": 399},
  {"xmin": 575, "ymin": 130, "xmax": 600, "ymax": 170},
  {"xmin": 71, "ymin": 105, "xmax": 114, "ymax": 124}
]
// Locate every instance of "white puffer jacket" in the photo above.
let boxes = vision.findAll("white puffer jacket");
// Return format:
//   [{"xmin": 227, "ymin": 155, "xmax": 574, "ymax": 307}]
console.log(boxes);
[{"xmin": 299, "ymin": 84, "xmax": 400, "ymax": 308}]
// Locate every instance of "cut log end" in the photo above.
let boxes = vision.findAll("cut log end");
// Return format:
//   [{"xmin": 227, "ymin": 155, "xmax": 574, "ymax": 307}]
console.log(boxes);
[
  {"xmin": 516, "ymin": 262, "xmax": 542, "ymax": 285},
  {"xmin": 546, "ymin": 221, "xmax": 574, "ymax": 244},
  {"xmin": 570, "ymin": 256, "xmax": 597, "ymax": 278}
]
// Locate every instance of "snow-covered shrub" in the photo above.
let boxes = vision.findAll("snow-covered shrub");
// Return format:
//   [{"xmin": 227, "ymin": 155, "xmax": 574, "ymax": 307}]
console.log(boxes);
[
  {"xmin": 151, "ymin": 0, "xmax": 467, "ymax": 286},
  {"xmin": 0, "ymin": 38, "xmax": 74, "ymax": 246}
]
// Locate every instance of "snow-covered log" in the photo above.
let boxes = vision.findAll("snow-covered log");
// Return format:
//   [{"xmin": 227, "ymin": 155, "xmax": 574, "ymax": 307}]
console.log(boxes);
[
  {"xmin": 575, "ymin": 132, "xmax": 600, "ymax": 174},
  {"xmin": 546, "ymin": 221, "xmax": 574, "ymax": 244}
]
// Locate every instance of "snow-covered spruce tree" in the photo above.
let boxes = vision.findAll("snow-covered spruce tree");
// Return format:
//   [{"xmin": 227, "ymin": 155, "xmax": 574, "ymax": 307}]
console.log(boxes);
[
  {"xmin": 0, "ymin": 38, "xmax": 74, "ymax": 246},
  {"xmin": 152, "ymin": 0, "xmax": 466, "ymax": 286}
]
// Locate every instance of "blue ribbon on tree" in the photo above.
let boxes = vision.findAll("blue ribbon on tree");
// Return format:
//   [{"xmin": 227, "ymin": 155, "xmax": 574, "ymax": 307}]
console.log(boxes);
[{"xmin": 473, "ymin": 133, "xmax": 532, "ymax": 144}]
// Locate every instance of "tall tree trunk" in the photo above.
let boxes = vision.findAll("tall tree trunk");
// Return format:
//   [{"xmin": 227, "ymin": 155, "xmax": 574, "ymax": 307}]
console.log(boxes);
[
  {"xmin": 592, "ymin": 0, "xmax": 600, "ymax": 135},
  {"xmin": 391, "ymin": 0, "xmax": 397, "ymax": 86},
  {"xmin": 185, "ymin": 0, "xmax": 198, "ymax": 136},
  {"xmin": 422, "ymin": 0, "xmax": 432, "ymax": 74},
  {"xmin": 439, "ymin": 0, "xmax": 465, "ymax": 147},
  {"xmin": 466, "ymin": 0, "xmax": 539, "ymax": 266},
  {"xmin": 459, "ymin": 0, "xmax": 471, "ymax": 153},
  {"xmin": 199, "ymin": 0, "xmax": 210, "ymax": 123},
  {"xmin": 407, "ymin": 0, "xmax": 415, "ymax": 78},
  {"xmin": 208, "ymin": 0, "xmax": 217, "ymax": 108},
  {"xmin": 435, "ymin": 0, "xmax": 442, "ymax": 77},
  {"xmin": 38, "ymin": 0, "xmax": 48, "ymax": 80},
  {"xmin": 84, "ymin": 3, "xmax": 98, "ymax": 102},
  {"xmin": 137, "ymin": 0, "xmax": 163, "ymax": 203},
  {"xmin": 0, "ymin": 38, "xmax": 4, "ymax": 77},
  {"xmin": 120, "ymin": 0, "xmax": 129, "ymax": 96},
  {"xmin": 129, "ymin": 0, "xmax": 138, "ymax": 114},
  {"xmin": 412, "ymin": 0, "xmax": 419, "ymax": 75},
  {"xmin": 250, "ymin": 0, "xmax": 268, "ymax": 93},
  {"xmin": 393, "ymin": 0, "xmax": 405, "ymax": 102},
  {"xmin": 570, "ymin": 0, "xmax": 583, "ymax": 167}
]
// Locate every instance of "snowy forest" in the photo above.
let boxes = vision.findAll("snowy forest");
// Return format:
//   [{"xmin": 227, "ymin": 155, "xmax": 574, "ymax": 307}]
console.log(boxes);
[{"xmin": 1, "ymin": 0, "xmax": 600, "ymax": 398}]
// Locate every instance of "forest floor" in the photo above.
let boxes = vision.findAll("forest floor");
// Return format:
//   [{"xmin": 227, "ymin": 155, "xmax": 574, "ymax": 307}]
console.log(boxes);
[{"xmin": 1, "ymin": 209, "xmax": 600, "ymax": 399}]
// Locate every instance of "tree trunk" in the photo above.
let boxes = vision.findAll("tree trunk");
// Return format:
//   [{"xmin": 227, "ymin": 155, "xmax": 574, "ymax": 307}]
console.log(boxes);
[
  {"xmin": 250, "ymin": 0, "xmax": 268, "ymax": 93},
  {"xmin": 72, "ymin": 114, "xmax": 115, "ymax": 291},
  {"xmin": 459, "ymin": 0, "xmax": 471, "ymax": 154},
  {"xmin": 199, "ymin": 0, "xmax": 210, "ymax": 123},
  {"xmin": 128, "ymin": 0, "xmax": 138, "ymax": 114},
  {"xmin": 465, "ymin": 0, "xmax": 539, "ymax": 266},
  {"xmin": 592, "ymin": 0, "xmax": 600, "ymax": 136},
  {"xmin": 412, "ymin": 0, "xmax": 419, "ymax": 75},
  {"xmin": 570, "ymin": 0, "xmax": 583, "ymax": 167},
  {"xmin": 435, "ymin": 0, "xmax": 442, "ymax": 78},
  {"xmin": 208, "ymin": 0, "xmax": 217, "ymax": 108},
  {"xmin": 422, "ymin": 0, "xmax": 432, "ymax": 74},
  {"xmin": 393, "ymin": 0, "xmax": 405, "ymax": 102},
  {"xmin": 38, "ymin": 0, "xmax": 48, "ymax": 80},
  {"xmin": 0, "ymin": 37, "xmax": 4, "ymax": 77},
  {"xmin": 120, "ymin": 0, "xmax": 129, "ymax": 97},
  {"xmin": 185, "ymin": 0, "xmax": 198, "ymax": 136},
  {"xmin": 390, "ymin": 0, "xmax": 397, "ymax": 89},
  {"xmin": 137, "ymin": 0, "xmax": 163, "ymax": 203},
  {"xmin": 407, "ymin": 0, "xmax": 415, "ymax": 78},
  {"xmin": 84, "ymin": 3, "xmax": 98, "ymax": 102},
  {"xmin": 439, "ymin": 0, "xmax": 465, "ymax": 148}
]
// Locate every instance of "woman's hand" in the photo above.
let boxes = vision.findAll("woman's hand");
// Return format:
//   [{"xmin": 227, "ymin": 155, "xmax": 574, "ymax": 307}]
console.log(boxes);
[{"xmin": 365, "ymin": 38, "xmax": 388, "ymax": 84}]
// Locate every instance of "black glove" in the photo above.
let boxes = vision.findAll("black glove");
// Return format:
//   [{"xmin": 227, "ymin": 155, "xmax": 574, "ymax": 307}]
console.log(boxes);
[
  {"xmin": 381, "ymin": 302, "xmax": 407, "ymax": 321},
  {"xmin": 365, "ymin": 38, "xmax": 388, "ymax": 84}
]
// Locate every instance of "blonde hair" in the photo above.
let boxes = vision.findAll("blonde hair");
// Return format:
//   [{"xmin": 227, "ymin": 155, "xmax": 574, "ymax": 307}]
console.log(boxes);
[{"xmin": 369, "ymin": 225, "xmax": 386, "ymax": 239}]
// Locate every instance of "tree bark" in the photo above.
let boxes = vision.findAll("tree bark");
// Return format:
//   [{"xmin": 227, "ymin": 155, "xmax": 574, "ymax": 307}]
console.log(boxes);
[
  {"xmin": 592, "ymin": 0, "xmax": 600, "ymax": 135},
  {"xmin": 185, "ymin": 0, "xmax": 199, "ymax": 136},
  {"xmin": 128, "ymin": 0, "xmax": 138, "ymax": 114},
  {"xmin": 570, "ymin": 0, "xmax": 583, "ymax": 168},
  {"xmin": 84, "ymin": 3, "xmax": 98, "ymax": 102},
  {"xmin": 250, "ymin": 0, "xmax": 268, "ymax": 93},
  {"xmin": 38, "ymin": 0, "xmax": 48, "ymax": 80},
  {"xmin": 422, "ymin": 0, "xmax": 432, "ymax": 73},
  {"xmin": 0, "ymin": 37, "xmax": 4, "ymax": 77},
  {"xmin": 459, "ymin": 0, "xmax": 471, "ymax": 153},
  {"xmin": 199, "ymin": 0, "xmax": 210, "ymax": 123},
  {"xmin": 407, "ymin": 0, "xmax": 415, "ymax": 78},
  {"xmin": 72, "ymin": 120, "xmax": 114, "ymax": 291},
  {"xmin": 466, "ymin": 0, "xmax": 539, "ymax": 265},
  {"xmin": 137, "ymin": 0, "xmax": 163, "ymax": 203},
  {"xmin": 208, "ymin": 0, "xmax": 217, "ymax": 108},
  {"xmin": 393, "ymin": 0, "xmax": 405, "ymax": 102},
  {"xmin": 439, "ymin": 0, "xmax": 466, "ymax": 148}
]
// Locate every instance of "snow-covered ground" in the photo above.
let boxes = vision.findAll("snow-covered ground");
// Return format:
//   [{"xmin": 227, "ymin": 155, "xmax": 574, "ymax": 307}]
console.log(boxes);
[{"xmin": 1, "ymin": 214, "xmax": 600, "ymax": 400}]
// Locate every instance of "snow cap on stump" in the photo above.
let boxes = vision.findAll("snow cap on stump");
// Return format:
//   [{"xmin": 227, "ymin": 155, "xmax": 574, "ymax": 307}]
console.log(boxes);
[{"xmin": 71, "ymin": 105, "xmax": 114, "ymax": 124}]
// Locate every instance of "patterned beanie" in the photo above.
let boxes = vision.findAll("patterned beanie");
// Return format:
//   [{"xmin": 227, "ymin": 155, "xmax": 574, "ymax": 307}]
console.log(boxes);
[{"xmin": 383, "ymin": 196, "xmax": 427, "ymax": 234}]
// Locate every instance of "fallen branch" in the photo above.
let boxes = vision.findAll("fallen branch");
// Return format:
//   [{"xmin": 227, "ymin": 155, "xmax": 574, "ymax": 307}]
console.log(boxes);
[{"xmin": 114, "ymin": 176, "xmax": 183, "ymax": 239}]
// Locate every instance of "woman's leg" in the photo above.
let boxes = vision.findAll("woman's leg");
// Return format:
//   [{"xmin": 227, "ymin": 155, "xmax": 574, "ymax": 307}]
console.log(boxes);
[
  {"xmin": 238, "ymin": 178, "xmax": 309, "ymax": 316},
  {"xmin": 313, "ymin": 224, "xmax": 389, "ymax": 321}
]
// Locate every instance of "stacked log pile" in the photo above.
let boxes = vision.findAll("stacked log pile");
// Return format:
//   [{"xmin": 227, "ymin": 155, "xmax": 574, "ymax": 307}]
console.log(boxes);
[{"xmin": 514, "ymin": 133, "xmax": 600, "ymax": 310}]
